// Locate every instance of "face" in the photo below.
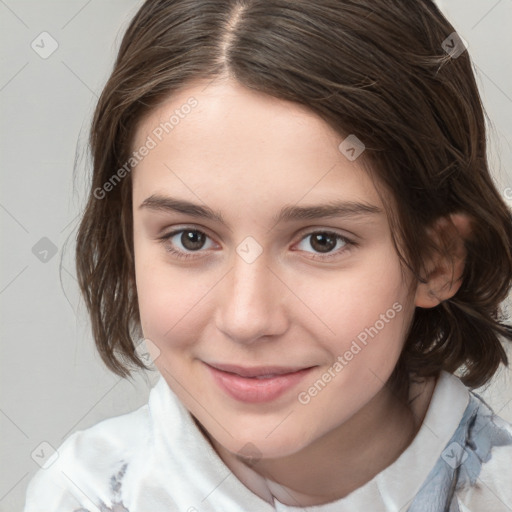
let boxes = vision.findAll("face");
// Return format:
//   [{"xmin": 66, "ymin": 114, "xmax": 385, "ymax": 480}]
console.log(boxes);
[{"xmin": 131, "ymin": 77, "xmax": 417, "ymax": 459}]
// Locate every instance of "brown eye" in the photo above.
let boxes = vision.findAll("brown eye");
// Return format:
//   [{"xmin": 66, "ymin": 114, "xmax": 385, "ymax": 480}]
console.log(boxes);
[
  {"xmin": 158, "ymin": 228, "xmax": 215, "ymax": 260},
  {"xmin": 309, "ymin": 232, "xmax": 338, "ymax": 253},
  {"xmin": 179, "ymin": 230, "xmax": 207, "ymax": 251},
  {"xmin": 295, "ymin": 231, "xmax": 355, "ymax": 260}
]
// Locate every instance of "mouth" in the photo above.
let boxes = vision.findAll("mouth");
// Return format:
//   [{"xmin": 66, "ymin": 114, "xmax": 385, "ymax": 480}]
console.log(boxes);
[
  {"xmin": 204, "ymin": 362, "xmax": 315, "ymax": 403},
  {"xmin": 205, "ymin": 362, "xmax": 313, "ymax": 377}
]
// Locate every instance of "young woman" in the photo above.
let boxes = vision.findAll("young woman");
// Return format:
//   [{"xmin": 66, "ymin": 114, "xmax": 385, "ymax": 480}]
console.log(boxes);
[{"xmin": 24, "ymin": 1, "xmax": 512, "ymax": 510}]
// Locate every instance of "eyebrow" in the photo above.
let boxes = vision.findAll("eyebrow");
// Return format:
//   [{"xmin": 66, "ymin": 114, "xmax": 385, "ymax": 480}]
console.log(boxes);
[{"xmin": 139, "ymin": 194, "xmax": 382, "ymax": 228}]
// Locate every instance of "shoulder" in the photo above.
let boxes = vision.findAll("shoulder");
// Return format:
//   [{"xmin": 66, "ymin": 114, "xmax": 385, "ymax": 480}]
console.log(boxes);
[
  {"xmin": 408, "ymin": 374, "xmax": 512, "ymax": 511},
  {"xmin": 455, "ymin": 392, "xmax": 512, "ymax": 510},
  {"xmin": 24, "ymin": 402, "xmax": 151, "ymax": 512}
]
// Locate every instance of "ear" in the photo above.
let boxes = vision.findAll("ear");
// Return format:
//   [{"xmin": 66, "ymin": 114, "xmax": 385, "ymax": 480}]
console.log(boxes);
[{"xmin": 414, "ymin": 213, "xmax": 472, "ymax": 308}]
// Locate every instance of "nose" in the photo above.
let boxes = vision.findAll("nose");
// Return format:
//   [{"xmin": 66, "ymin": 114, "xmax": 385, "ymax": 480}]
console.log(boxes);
[{"xmin": 214, "ymin": 250, "xmax": 288, "ymax": 345}]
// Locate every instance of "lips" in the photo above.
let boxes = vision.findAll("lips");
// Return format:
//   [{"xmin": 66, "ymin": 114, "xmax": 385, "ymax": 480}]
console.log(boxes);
[
  {"xmin": 205, "ymin": 362, "xmax": 312, "ymax": 378},
  {"xmin": 204, "ymin": 362, "xmax": 315, "ymax": 403}
]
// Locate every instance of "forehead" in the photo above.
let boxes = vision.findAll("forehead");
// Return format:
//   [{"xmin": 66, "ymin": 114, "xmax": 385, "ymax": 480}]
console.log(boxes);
[{"xmin": 131, "ymin": 78, "xmax": 383, "ymax": 214}]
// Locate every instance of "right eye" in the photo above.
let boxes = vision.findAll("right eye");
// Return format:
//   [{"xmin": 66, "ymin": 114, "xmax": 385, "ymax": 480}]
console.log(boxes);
[{"xmin": 158, "ymin": 227, "xmax": 216, "ymax": 260}]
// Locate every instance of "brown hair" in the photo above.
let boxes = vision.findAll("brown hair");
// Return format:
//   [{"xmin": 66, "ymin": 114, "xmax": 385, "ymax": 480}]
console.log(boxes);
[{"xmin": 76, "ymin": 0, "xmax": 512, "ymax": 397}]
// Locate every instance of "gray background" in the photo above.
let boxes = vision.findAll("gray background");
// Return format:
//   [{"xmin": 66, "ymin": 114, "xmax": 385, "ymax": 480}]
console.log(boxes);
[{"xmin": 1, "ymin": 1, "xmax": 511, "ymax": 510}]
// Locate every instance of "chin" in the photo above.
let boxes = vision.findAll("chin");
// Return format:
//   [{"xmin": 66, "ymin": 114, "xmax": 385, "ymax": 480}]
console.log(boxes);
[{"xmin": 217, "ymin": 427, "xmax": 311, "ymax": 461}]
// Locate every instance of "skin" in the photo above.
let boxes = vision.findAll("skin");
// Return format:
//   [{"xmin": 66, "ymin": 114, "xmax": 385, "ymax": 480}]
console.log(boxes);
[{"xmin": 131, "ymin": 77, "xmax": 469, "ymax": 505}]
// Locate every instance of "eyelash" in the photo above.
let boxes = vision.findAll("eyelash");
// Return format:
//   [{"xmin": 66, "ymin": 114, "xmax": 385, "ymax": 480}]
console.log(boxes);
[{"xmin": 157, "ymin": 227, "xmax": 357, "ymax": 262}]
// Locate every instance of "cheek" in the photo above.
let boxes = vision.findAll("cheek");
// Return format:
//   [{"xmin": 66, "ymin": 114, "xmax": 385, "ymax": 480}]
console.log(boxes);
[
  {"xmin": 302, "ymin": 253, "xmax": 410, "ymax": 345},
  {"xmin": 134, "ymin": 249, "xmax": 214, "ymax": 347},
  {"xmin": 299, "ymin": 257, "xmax": 413, "ymax": 400},
  {"xmin": 343, "ymin": 277, "xmax": 412, "ymax": 385}
]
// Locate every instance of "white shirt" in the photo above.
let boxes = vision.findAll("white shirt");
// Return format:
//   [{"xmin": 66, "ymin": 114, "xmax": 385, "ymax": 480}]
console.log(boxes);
[{"xmin": 23, "ymin": 371, "xmax": 512, "ymax": 511}]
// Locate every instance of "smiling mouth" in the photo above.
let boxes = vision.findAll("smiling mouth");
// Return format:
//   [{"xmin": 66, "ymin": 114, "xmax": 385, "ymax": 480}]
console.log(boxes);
[
  {"xmin": 205, "ymin": 362, "xmax": 314, "ymax": 378},
  {"xmin": 204, "ymin": 362, "xmax": 316, "ymax": 403}
]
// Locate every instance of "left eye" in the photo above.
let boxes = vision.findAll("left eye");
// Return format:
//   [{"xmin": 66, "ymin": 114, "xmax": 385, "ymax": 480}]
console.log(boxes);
[
  {"xmin": 158, "ymin": 228, "xmax": 355, "ymax": 261},
  {"xmin": 295, "ymin": 231, "xmax": 352, "ymax": 259}
]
